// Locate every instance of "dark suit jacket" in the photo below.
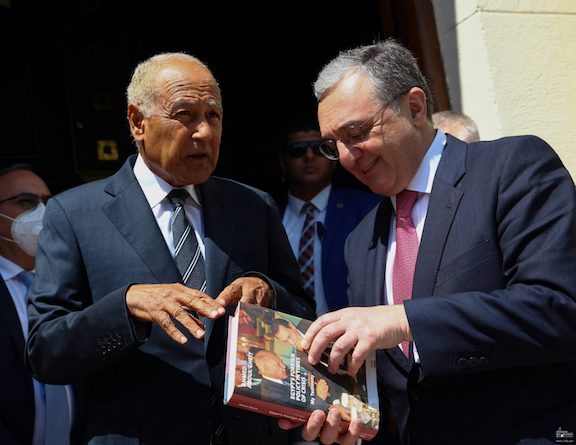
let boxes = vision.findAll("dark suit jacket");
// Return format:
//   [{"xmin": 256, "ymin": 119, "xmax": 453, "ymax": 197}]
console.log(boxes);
[
  {"xmin": 26, "ymin": 156, "xmax": 315, "ymax": 445},
  {"xmin": 345, "ymin": 135, "xmax": 576, "ymax": 445},
  {"xmin": 0, "ymin": 279, "xmax": 34, "ymax": 445},
  {"xmin": 280, "ymin": 186, "xmax": 381, "ymax": 311}
]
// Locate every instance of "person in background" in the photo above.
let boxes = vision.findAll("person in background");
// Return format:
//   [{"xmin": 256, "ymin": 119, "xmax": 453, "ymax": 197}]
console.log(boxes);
[
  {"xmin": 431, "ymin": 110, "xmax": 480, "ymax": 143},
  {"xmin": 26, "ymin": 52, "xmax": 314, "ymax": 445},
  {"xmin": 277, "ymin": 116, "xmax": 381, "ymax": 315},
  {"xmin": 280, "ymin": 39, "xmax": 576, "ymax": 445},
  {"xmin": 277, "ymin": 120, "xmax": 397, "ymax": 445},
  {"xmin": 0, "ymin": 164, "xmax": 74, "ymax": 445}
]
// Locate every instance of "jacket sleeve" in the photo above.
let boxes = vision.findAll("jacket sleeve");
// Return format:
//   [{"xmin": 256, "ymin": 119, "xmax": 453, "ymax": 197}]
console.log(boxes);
[
  {"xmin": 405, "ymin": 136, "xmax": 576, "ymax": 377},
  {"xmin": 26, "ymin": 197, "xmax": 144, "ymax": 384}
]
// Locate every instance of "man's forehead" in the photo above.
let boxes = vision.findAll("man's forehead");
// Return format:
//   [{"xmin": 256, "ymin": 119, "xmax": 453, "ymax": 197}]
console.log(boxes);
[
  {"xmin": 0, "ymin": 169, "xmax": 43, "ymax": 190},
  {"xmin": 157, "ymin": 62, "xmax": 221, "ymax": 100}
]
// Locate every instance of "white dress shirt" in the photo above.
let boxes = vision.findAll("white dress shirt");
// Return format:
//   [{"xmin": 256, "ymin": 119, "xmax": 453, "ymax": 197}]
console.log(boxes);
[{"xmin": 133, "ymin": 154, "xmax": 205, "ymax": 258}]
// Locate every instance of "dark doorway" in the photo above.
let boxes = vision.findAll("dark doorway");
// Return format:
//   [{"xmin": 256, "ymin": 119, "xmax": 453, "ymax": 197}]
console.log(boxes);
[{"xmin": 1, "ymin": 0, "xmax": 446, "ymax": 199}]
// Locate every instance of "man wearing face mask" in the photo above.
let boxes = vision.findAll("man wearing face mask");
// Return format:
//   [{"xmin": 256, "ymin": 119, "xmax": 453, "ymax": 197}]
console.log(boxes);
[{"xmin": 0, "ymin": 164, "xmax": 74, "ymax": 445}]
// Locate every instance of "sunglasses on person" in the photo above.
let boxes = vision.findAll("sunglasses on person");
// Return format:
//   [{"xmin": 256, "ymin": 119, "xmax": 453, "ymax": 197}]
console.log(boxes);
[
  {"xmin": 284, "ymin": 140, "xmax": 326, "ymax": 158},
  {"xmin": 0, "ymin": 193, "xmax": 51, "ymax": 210}
]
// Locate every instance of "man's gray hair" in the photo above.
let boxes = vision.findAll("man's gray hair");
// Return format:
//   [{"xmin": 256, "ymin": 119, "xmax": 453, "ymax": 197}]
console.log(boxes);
[
  {"xmin": 126, "ymin": 52, "xmax": 208, "ymax": 118},
  {"xmin": 432, "ymin": 110, "xmax": 480, "ymax": 143},
  {"xmin": 313, "ymin": 39, "xmax": 433, "ymax": 118}
]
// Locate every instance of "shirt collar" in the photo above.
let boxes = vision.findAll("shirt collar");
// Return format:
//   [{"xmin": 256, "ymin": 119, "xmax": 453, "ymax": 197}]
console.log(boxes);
[
  {"xmin": 287, "ymin": 184, "xmax": 332, "ymax": 214},
  {"xmin": 405, "ymin": 129, "xmax": 446, "ymax": 194},
  {"xmin": 0, "ymin": 255, "xmax": 25, "ymax": 281},
  {"xmin": 133, "ymin": 154, "xmax": 202, "ymax": 208}
]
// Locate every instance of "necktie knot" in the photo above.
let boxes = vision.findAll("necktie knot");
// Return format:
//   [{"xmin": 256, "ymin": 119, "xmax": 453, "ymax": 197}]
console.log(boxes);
[
  {"xmin": 302, "ymin": 202, "xmax": 316, "ymax": 216},
  {"xmin": 396, "ymin": 190, "xmax": 418, "ymax": 219},
  {"xmin": 167, "ymin": 188, "xmax": 190, "ymax": 210}
]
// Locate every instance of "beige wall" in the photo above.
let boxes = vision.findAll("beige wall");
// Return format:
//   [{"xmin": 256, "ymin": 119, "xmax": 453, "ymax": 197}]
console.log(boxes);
[{"xmin": 432, "ymin": 0, "xmax": 576, "ymax": 178}]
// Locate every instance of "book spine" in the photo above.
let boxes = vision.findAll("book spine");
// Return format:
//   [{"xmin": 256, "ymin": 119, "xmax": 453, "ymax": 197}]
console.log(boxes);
[{"xmin": 227, "ymin": 393, "xmax": 377, "ymax": 440}]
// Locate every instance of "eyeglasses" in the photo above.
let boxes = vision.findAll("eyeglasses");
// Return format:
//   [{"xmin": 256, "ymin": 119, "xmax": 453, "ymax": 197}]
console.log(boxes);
[
  {"xmin": 284, "ymin": 140, "xmax": 326, "ymax": 158},
  {"xmin": 0, "ymin": 193, "xmax": 51, "ymax": 210},
  {"xmin": 318, "ymin": 92, "xmax": 407, "ymax": 161}
]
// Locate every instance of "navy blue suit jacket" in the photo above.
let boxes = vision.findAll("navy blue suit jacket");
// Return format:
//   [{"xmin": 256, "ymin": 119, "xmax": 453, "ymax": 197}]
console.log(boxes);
[
  {"xmin": 26, "ymin": 156, "xmax": 315, "ymax": 445},
  {"xmin": 346, "ymin": 135, "xmax": 576, "ymax": 444},
  {"xmin": 280, "ymin": 186, "xmax": 381, "ymax": 312},
  {"xmin": 0, "ymin": 279, "xmax": 34, "ymax": 445}
]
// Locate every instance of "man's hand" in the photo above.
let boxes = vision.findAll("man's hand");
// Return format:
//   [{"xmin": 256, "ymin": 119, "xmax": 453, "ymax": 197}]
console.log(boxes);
[
  {"xmin": 125, "ymin": 283, "xmax": 225, "ymax": 344},
  {"xmin": 215, "ymin": 276, "xmax": 273, "ymax": 308},
  {"xmin": 278, "ymin": 409, "xmax": 363, "ymax": 445},
  {"xmin": 300, "ymin": 305, "xmax": 411, "ymax": 376}
]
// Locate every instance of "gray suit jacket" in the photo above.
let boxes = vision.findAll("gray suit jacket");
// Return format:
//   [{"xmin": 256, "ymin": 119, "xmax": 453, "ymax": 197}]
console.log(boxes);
[
  {"xmin": 346, "ymin": 135, "xmax": 576, "ymax": 445},
  {"xmin": 26, "ymin": 155, "xmax": 315, "ymax": 445}
]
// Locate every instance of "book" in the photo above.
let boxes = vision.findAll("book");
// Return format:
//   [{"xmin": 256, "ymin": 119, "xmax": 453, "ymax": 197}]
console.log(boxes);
[{"xmin": 223, "ymin": 302, "xmax": 380, "ymax": 441}]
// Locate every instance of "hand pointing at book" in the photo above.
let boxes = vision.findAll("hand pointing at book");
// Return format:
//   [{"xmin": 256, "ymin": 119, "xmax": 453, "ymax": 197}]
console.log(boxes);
[
  {"xmin": 126, "ymin": 275, "xmax": 273, "ymax": 345},
  {"xmin": 216, "ymin": 276, "xmax": 274, "ymax": 308}
]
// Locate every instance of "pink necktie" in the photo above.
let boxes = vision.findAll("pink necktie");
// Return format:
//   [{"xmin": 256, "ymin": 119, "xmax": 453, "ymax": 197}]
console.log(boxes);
[{"xmin": 393, "ymin": 190, "xmax": 419, "ymax": 357}]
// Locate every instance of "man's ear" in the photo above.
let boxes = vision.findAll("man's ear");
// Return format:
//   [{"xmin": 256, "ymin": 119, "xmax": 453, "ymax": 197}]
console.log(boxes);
[
  {"xmin": 406, "ymin": 87, "xmax": 428, "ymax": 125},
  {"xmin": 127, "ymin": 104, "xmax": 145, "ymax": 141}
]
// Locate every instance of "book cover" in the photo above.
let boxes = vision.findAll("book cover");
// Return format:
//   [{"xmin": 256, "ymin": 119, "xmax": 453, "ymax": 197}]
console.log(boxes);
[{"xmin": 223, "ymin": 302, "xmax": 380, "ymax": 440}]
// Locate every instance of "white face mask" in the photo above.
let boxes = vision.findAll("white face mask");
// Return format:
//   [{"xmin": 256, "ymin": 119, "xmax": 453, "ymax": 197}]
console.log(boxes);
[{"xmin": 0, "ymin": 203, "xmax": 46, "ymax": 256}]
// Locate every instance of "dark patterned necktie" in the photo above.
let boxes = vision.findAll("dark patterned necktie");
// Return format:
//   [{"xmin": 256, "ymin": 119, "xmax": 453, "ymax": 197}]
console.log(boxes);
[
  {"xmin": 298, "ymin": 202, "xmax": 316, "ymax": 298},
  {"xmin": 168, "ymin": 189, "xmax": 216, "ymax": 435},
  {"xmin": 393, "ymin": 190, "xmax": 419, "ymax": 357},
  {"xmin": 167, "ymin": 189, "xmax": 206, "ymax": 291}
]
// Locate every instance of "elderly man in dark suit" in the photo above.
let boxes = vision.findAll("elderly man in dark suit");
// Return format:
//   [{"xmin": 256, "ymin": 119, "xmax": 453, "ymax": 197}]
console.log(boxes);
[
  {"xmin": 279, "ymin": 39, "xmax": 576, "ymax": 445},
  {"xmin": 26, "ymin": 52, "xmax": 315, "ymax": 445}
]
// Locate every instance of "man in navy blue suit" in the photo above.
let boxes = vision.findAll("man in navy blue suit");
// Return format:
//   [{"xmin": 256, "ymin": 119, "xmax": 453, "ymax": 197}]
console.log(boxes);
[
  {"xmin": 277, "ymin": 118, "xmax": 399, "ymax": 445},
  {"xmin": 278, "ymin": 116, "xmax": 381, "ymax": 314},
  {"xmin": 279, "ymin": 40, "xmax": 576, "ymax": 445}
]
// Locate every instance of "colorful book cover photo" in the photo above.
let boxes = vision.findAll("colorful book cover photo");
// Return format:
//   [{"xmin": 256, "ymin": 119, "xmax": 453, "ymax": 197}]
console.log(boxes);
[{"xmin": 223, "ymin": 302, "xmax": 380, "ymax": 440}]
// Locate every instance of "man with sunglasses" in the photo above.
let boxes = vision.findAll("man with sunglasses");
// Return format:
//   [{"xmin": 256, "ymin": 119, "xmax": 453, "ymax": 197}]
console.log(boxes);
[
  {"xmin": 278, "ymin": 117, "xmax": 381, "ymax": 316},
  {"xmin": 278, "ymin": 119, "xmax": 399, "ymax": 445},
  {"xmin": 0, "ymin": 164, "xmax": 73, "ymax": 445},
  {"xmin": 279, "ymin": 39, "xmax": 576, "ymax": 445}
]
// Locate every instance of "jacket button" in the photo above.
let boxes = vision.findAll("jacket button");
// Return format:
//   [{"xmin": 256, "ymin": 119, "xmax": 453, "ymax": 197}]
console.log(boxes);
[
  {"xmin": 468, "ymin": 357, "xmax": 478, "ymax": 367},
  {"xmin": 458, "ymin": 358, "xmax": 469, "ymax": 368}
]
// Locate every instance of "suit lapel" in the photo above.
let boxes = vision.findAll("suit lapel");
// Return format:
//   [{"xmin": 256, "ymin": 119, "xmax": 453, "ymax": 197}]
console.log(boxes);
[
  {"xmin": 101, "ymin": 157, "xmax": 180, "ymax": 284},
  {"xmin": 366, "ymin": 199, "xmax": 392, "ymax": 307},
  {"xmin": 413, "ymin": 137, "xmax": 466, "ymax": 298},
  {"xmin": 197, "ymin": 179, "xmax": 237, "ymax": 297},
  {"xmin": 322, "ymin": 188, "xmax": 344, "ymax": 263},
  {"xmin": 197, "ymin": 179, "xmax": 237, "ymax": 343}
]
